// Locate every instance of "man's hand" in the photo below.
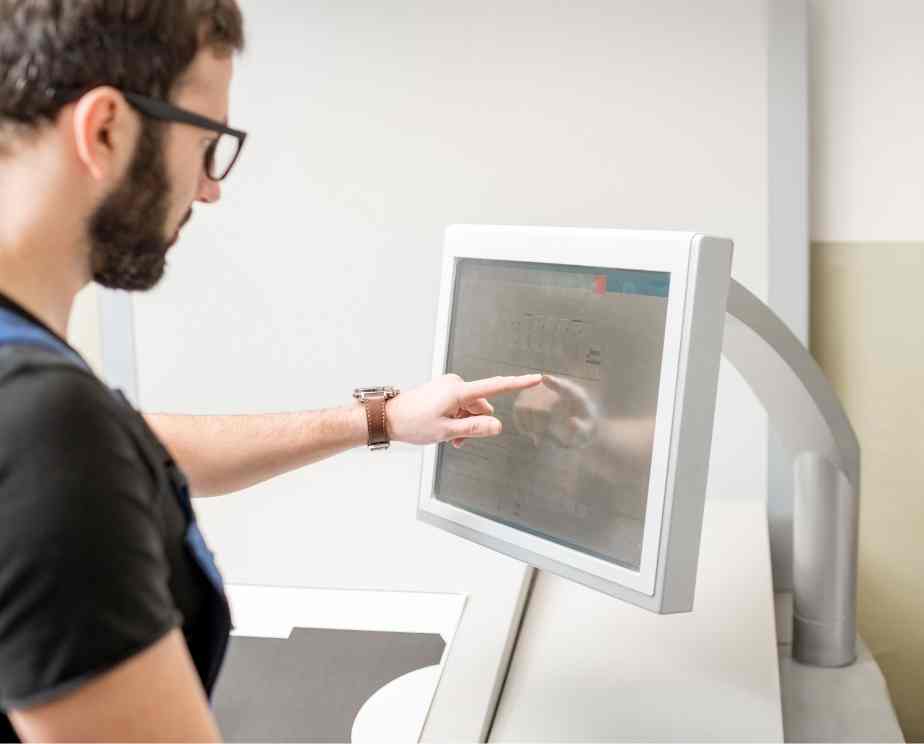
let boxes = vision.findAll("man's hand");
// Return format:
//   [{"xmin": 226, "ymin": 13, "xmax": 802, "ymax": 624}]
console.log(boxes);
[{"xmin": 386, "ymin": 373, "xmax": 543, "ymax": 447}]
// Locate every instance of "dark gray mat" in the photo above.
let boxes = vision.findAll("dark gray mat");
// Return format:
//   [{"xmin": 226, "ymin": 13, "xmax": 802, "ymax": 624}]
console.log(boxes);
[{"xmin": 213, "ymin": 627, "xmax": 445, "ymax": 742}]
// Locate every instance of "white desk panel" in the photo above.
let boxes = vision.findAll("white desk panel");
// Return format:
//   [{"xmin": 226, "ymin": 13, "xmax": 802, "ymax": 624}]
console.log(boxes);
[
  {"xmin": 218, "ymin": 585, "xmax": 466, "ymax": 742},
  {"xmin": 188, "ymin": 448, "xmax": 531, "ymax": 741},
  {"xmin": 489, "ymin": 499, "xmax": 783, "ymax": 742}
]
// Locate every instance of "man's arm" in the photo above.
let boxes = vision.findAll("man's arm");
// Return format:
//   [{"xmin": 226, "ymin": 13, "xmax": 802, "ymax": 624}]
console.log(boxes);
[
  {"xmin": 146, "ymin": 373, "xmax": 543, "ymax": 497},
  {"xmin": 10, "ymin": 630, "xmax": 220, "ymax": 743},
  {"xmin": 145, "ymin": 404, "xmax": 368, "ymax": 497}
]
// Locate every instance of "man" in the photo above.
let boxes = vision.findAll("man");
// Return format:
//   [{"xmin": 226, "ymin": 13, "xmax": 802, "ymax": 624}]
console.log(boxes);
[{"xmin": 0, "ymin": 2, "xmax": 540, "ymax": 740}]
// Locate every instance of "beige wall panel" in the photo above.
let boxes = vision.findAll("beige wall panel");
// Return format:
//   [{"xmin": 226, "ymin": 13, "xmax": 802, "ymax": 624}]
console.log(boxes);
[{"xmin": 812, "ymin": 241, "xmax": 924, "ymax": 741}]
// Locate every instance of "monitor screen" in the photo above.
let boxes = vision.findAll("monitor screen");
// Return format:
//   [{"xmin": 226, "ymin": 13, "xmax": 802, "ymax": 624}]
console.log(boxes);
[{"xmin": 434, "ymin": 258, "xmax": 670, "ymax": 571}]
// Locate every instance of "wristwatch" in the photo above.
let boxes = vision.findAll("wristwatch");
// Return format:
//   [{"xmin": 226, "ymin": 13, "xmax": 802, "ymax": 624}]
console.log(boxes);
[{"xmin": 353, "ymin": 386, "xmax": 400, "ymax": 450}]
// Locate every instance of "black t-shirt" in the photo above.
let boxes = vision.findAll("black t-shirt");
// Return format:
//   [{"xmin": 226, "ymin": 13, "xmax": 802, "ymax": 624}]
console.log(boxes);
[{"xmin": 0, "ymin": 294, "xmax": 212, "ymax": 741}]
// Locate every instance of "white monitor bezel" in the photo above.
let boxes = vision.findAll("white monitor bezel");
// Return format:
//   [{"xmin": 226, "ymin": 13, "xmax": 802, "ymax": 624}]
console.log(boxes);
[{"xmin": 418, "ymin": 225, "xmax": 704, "ymax": 597}]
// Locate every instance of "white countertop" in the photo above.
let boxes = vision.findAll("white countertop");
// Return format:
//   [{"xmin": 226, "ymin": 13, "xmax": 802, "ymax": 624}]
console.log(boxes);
[
  {"xmin": 775, "ymin": 593, "xmax": 904, "ymax": 743},
  {"xmin": 488, "ymin": 498, "xmax": 784, "ymax": 741}
]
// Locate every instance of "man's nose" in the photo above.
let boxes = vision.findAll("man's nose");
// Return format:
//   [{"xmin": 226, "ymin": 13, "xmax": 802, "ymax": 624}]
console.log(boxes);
[{"xmin": 196, "ymin": 172, "xmax": 221, "ymax": 204}]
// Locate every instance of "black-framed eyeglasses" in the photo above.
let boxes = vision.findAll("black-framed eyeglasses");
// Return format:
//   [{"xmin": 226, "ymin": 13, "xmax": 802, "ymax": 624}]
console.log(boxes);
[{"xmin": 121, "ymin": 91, "xmax": 247, "ymax": 182}]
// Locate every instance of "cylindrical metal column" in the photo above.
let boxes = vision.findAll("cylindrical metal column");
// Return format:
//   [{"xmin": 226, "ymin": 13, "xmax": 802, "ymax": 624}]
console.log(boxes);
[{"xmin": 792, "ymin": 452, "xmax": 859, "ymax": 666}]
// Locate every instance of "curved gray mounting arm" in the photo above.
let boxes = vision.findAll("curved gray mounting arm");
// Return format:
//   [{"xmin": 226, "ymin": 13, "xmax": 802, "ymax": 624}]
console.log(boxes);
[{"xmin": 722, "ymin": 280, "xmax": 860, "ymax": 667}]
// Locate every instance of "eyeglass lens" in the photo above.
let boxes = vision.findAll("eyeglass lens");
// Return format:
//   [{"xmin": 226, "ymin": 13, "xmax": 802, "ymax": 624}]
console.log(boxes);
[{"xmin": 206, "ymin": 133, "xmax": 239, "ymax": 180}]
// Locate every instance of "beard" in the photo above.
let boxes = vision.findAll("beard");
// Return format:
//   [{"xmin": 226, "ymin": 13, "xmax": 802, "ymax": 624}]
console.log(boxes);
[{"xmin": 88, "ymin": 119, "xmax": 175, "ymax": 291}]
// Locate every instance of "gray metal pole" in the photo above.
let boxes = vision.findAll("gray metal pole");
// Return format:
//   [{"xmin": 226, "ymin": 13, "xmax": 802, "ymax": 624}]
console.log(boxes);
[{"xmin": 722, "ymin": 280, "xmax": 859, "ymax": 667}]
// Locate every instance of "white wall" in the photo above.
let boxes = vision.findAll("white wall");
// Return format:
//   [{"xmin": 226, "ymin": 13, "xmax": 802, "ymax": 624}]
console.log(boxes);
[
  {"xmin": 67, "ymin": 284, "xmax": 103, "ymax": 373},
  {"xmin": 767, "ymin": 0, "xmax": 810, "ymax": 592},
  {"xmin": 811, "ymin": 0, "xmax": 924, "ymax": 242},
  {"xmin": 128, "ymin": 0, "xmax": 772, "ymax": 591}
]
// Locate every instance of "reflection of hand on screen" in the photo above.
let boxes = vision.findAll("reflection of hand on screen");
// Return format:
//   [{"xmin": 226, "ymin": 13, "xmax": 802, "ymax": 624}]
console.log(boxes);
[
  {"xmin": 512, "ymin": 374, "xmax": 656, "ymax": 484},
  {"xmin": 593, "ymin": 415, "xmax": 657, "ymax": 485},
  {"xmin": 512, "ymin": 374, "xmax": 598, "ymax": 449}
]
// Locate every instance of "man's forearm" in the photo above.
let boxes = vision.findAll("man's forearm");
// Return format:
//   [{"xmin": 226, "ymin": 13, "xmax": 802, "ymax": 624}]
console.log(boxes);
[
  {"xmin": 144, "ymin": 404, "xmax": 369, "ymax": 497},
  {"xmin": 142, "ymin": 372, "xmax": 544, "ymax": 497}
]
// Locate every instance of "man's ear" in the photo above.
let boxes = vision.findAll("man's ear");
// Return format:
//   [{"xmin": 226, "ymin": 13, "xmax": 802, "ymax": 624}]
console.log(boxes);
[{"xmin": 69, "ymin": 86, "xmax": 137, "ymax": 183}]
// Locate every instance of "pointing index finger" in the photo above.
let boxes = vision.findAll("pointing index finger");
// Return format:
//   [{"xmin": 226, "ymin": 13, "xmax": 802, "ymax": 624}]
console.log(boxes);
[{"xmin": 461, "ymin": 373, "xmax": 543, "ymax": 402}]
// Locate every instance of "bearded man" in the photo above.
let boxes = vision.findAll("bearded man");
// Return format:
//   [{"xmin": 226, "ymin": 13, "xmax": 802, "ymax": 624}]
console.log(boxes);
[{"xmin": 0, "ymin": 2, "xmax": 539, "ymax": 740}]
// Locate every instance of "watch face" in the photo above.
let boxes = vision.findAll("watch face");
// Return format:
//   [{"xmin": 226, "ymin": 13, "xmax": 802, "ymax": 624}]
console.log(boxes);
[{"xmin": 354, "ymin": 387, "xmax": 399, "ymax": 400}]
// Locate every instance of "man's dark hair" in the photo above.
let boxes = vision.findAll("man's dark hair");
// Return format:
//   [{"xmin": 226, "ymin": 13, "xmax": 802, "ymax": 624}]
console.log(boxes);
[{"xmin": 0, "ymin": 0, "xmax": 245, "ymax": 153}]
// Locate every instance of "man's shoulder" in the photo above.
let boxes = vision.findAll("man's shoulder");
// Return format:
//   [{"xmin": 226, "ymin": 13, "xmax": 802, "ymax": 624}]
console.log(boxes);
[
  {"xmin": 0, "ymin": 346, "xmax": 115, "ymax": 428},
  {"xmin": 0, "ymin": 347, "xmax": 156, "ymax": 494},
  {"xmin": 0, "ymin": 343, "xmax": 96, "ymax": 387}
]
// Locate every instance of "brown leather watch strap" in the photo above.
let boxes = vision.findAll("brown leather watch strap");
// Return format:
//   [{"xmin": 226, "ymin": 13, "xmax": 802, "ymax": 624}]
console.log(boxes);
[{"xmin": 363, "ymin": 394, "xmax": 389, "ymax": 449}]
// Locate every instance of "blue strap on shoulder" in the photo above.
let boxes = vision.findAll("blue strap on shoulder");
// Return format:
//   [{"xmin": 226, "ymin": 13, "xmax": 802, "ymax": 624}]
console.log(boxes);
[
  {"xmin": 0, "ymin": 306, "xmax": 91, "ymax": 372},
  {"xmin": 0, "ymin": 304, "xmax": 229, "ymax": 598},
  {"xmin": 0, "ymin": 302, "xmax": 231, "ymax": 687}
]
